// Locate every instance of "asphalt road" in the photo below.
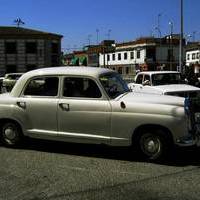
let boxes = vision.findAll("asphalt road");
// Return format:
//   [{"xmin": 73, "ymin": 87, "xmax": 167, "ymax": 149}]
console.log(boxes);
[{"xmin": 0, "ymin": 139, "xmax": 200, "ymax": 200}]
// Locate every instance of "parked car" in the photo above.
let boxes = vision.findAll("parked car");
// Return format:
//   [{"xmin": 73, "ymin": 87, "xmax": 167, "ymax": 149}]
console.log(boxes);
[
  {"xmin": 2, "ymin": 73, "xmax": 24, "ymax": 92},
  {"xmin": 0, "ymin": 76, "xmax": 4, "ymax": 92},
  {"xmin": 128, "ymin": 71, "xmax": 200, "ymax": 98},
  {"xmin": 0, "ymin": 67, "xmax": 199, "ymax": 160}
]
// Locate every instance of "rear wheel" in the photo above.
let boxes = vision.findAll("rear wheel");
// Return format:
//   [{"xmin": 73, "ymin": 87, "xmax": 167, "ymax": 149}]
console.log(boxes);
[
  {"xmin": 1, "ymin": 122, "xmax": 23, "ymax": 147},
  {"xmin": 135, "ymin": 129, "xmax": 171, "ymax": 161}
]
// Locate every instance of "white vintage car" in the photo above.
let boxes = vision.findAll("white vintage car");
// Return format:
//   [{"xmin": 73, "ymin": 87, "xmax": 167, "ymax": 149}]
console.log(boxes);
[
  {"xmin": 0, "ymin": 67, "xmax": 199, "ymax": 160},
  {"xmin": 128, "ymin": 71, "xmax": 200, "ymax": 98},
  {"xmin": 2, "ymin": 73, "xmax": 24, "ymax": 93}
]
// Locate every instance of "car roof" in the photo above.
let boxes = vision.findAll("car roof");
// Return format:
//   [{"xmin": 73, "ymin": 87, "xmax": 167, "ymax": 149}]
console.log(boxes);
[
  {"xmin": 23, "ymin": 66, "xmax": 113, "ymax": 78},
  {"xmin": 10, "ymin": 66, "xmax": 114, "ymax": 97},
  {"xmin": 137, "ymin": 71, "xmax": 180, "ymax": 76}
]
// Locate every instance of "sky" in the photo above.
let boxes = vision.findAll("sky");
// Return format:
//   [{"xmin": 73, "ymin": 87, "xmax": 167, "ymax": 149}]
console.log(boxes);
[{"xmin": 0, "ymin": 0, "xmax": 199, "ymax": 52}]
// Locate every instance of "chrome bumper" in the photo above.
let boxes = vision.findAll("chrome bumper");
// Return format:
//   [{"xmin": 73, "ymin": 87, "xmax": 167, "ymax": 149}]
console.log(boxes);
[
  {"xmin": 176, "ymin": 125, "xmax": 200, "ymax": 147},
  {"xmin": 176, "ymin": 135, "xmax": 197, "ymax": 147}
]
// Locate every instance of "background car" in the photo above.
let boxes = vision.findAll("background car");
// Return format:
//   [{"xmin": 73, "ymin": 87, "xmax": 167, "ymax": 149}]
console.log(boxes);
[
  {"xmin": 128, "ymin": 71, "xmax": 200, "ymax": 98},
  {"xmin": 2, "ymin": 73, "xmax": 23, "ymax": 92}
]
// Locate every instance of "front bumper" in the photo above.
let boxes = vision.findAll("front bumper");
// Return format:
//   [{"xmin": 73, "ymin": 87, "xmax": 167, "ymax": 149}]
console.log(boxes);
[{"xmin": 176, "ymin": 125, "xmax": 200, "ymax": 147}]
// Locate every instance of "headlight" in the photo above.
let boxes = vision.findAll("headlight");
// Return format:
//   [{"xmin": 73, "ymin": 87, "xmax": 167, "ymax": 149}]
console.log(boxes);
[{"xmin": 184, "ymin": 97, "xmax": 190, "ymax": 114}]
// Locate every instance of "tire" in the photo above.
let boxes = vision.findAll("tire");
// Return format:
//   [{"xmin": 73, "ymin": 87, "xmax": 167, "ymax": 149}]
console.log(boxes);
[
  {"xmin": 135, "ymin": 129, "xmax": 170, "ymax": 161},
  {"xmin": 1, "ymin": 122, "xmax": 23, "ymax": 147}
]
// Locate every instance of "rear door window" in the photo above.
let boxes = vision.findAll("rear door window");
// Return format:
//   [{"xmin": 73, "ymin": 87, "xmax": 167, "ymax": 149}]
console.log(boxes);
[{"xmin": 23, "ymin": 77, "xmax": 59, "ymax": 97}]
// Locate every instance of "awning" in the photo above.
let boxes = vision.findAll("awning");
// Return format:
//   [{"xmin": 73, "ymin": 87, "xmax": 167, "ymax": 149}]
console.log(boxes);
[
  {"xmin": 71, "ymin": 57, "xmax": 79, "ymax": 66},
  {"xmin": 79, "ymin": 56, "xmax": 87, "ymax": 66}
]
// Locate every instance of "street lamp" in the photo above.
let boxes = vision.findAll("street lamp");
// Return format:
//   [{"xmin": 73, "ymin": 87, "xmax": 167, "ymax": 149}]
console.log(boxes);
[
  {"xmin": 185, "ymin": 34, "xmax": 192, "ymax": 44},
  {"xmin": 169, "ymin": 21, "xmax": 173, "ymax": 36},
  {"xmin": 96, "ymin": 29, "xmax": 99, "ymax": 45},
  {"xmin": 192, "ymin": 31, "xmax": 197, "ymax": 42},
  {"xmin": 155, "ymin": 26, "xmax": 161, "ymax": 38},
  {"xmin": 155, "ymin": 26, "xmax": 162, "ymax": 67},
  {"xmin": 169, "ymin": 21, "xmax": 174, "ymax": 70},
  {"xmin": 87, "ymin": 34, "xmax": 92, "ymax": 46},
  {"xmin": 156, "ymin": 13, "xmax": 162, "ymax": 37}
]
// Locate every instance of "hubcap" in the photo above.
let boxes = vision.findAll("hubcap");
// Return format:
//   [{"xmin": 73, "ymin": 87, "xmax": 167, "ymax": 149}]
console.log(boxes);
[
  {"xmin": 146, "ymin": 139, "xmax": 159, "ymax": 153},
  {"xmin": 141, "ymin": 135, "xmax": 161, "ymax": 156},
  {"xmin": 4, "ymin": 127, "xmax": 17, "ymax": 140}
]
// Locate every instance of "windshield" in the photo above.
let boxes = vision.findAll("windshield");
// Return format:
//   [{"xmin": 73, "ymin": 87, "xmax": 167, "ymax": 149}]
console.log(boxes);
[
  {"xmin": 99, "ymin": 72, "xmax": 129, "ymax": 99},
  {"xmin": 152, "ymin": 73, "xmax": 182, "ymax": 86}
]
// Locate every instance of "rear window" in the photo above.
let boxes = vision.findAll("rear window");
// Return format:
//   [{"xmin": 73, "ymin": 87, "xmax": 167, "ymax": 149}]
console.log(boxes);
[{"xmin": 23, "ymin": 77, "xmax": 59, "ymax": 97}]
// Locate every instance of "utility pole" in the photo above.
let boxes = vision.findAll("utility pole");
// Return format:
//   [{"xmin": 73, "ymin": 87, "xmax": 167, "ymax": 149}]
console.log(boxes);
[
  {"xmin": 107, "ymin": 29, "xmax": 111, "ymax": 40},
  {"xmin": 155, "ymin": 13, "xmax": 162, "ymax": 69},
  {"xmin": 96, "ymin": 29, "xmax": 99, "ymax": 45},
  {"xmin": 179, "ymin": 0, "xmax": 183, "ymax": 73},
  {"xmin": 169, "ymin": 21, "xmax": 174, "ymax": 70},
  {"xmin": 157, "ymin": 13, "xmax": 162, "ymax": 38}
]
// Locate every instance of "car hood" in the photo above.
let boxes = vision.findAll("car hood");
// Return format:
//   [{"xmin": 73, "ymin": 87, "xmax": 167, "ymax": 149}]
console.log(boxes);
[
  {"xmin": 117, "ymin": 92, "xmax": 184, "ymax": 107},
  {"xmin": 153, "ymin": 84, "xmax": 200, "ymax": 93}
]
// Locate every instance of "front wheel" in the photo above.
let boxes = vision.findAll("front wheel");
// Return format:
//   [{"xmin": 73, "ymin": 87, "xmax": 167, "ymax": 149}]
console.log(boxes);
[
  {"xmin": 1, "ymin": 122, "xmax": 23, "ymax": 147},
  {"xmin": 136, "ymin": 129, "xmax": 170, "ymax": 161}
]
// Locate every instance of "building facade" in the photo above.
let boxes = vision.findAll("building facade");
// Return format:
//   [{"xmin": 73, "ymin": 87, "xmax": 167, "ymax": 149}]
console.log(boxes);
[
  {"xmin": 99, "ymin": 36, "xmax": 183, "ymax": 78},
  {"xmin": 0, "ymin": 26, "xmax": 63, "ymax": 75},
  {"xmin": 186, "ymin": 43, "xmax": 200, "ymax": 74}
]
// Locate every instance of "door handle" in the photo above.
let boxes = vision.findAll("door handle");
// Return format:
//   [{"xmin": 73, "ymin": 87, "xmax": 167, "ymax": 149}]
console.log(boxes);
[
  {"xmin": 59, "ymin": 103, "xmax": 70, "ymax": 111},
  {"xmin": 16, "ymin": 101, "xmax": 26, "ymax": 109}
]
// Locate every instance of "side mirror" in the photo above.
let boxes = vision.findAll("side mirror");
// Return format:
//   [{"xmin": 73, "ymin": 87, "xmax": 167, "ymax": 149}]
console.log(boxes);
[{"xmin": 142, "ymin": 80, "xmax": 150, "ymax": 86}]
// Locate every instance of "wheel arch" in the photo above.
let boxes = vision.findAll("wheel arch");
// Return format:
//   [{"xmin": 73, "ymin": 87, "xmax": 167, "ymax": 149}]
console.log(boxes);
[
  {"xmin": 0, "ymin": 118, "xmax": 23, "ymax": 134},
  {"xmin": 132, "ymin": 124, "xmax": 174, "ymax": 145}
]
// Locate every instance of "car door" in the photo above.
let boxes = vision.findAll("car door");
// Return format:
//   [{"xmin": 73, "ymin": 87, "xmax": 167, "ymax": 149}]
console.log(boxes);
[
  {"xmin": 57, "ymin": 76, "xmax": 112, "ymax": 144},
  {"xmin": 19, "ymin": 76, "xmax": 59, "ymax": 137}
]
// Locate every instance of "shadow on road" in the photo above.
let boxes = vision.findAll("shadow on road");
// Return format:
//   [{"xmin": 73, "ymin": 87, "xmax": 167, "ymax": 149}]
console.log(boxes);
[{"xmin": 2, "ymin": 138, "xmax": 200, "ymax": 167}]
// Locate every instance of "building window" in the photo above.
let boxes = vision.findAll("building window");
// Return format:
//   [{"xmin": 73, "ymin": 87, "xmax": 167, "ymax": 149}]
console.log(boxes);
[
  {"xmin": 118, "ymin": 53, "xmax": 121, "ymax": 60},
  {"xmin": 52, "ymin": 42, "xmax": 59, "ymax": 54},
  {"xmin": 112, "ymin": 54, "xmax": 115, "ymax": 61},
  {"xmin": 107, "ymin": 54, "xmax": 110, "ymax": 61},
  {"xmin": 51, "ymin": 55, "xmax": 59, "ymax": 66},
  {"xmin": 118, "ymin": 67, "xmax": 122, "ymax": 74},
  {"xmin": 39, "ymin": 49, "xmax": 43, "ymax": 57},
  {"xmin": 26, "ymin": 64, "xmax": 37, "ymax": 72},
  {"xmin": 187, "ymin": 54, "xmax": 190, "ymax": 60},
  {"xmin": 197, "ymin": 52, "xmax": 200, "ymax": 59},
  {"xmin": 192, "ymin": 53, "xmax": 196, "ymax": 60},
  {"xmin": 167, "ymin": 49, "xmax": 173, "ymax": 61},
  {"xmin": 130, "ymin": 52, "xmax": 134, "ymax": 59},
  {"xmin": 126, "ymin": 67, "xmax": 129, "ymax": 74},
  {"xmin": 26, "ymin": 42, "xmax": 37, "ymax": 54},
  {"xmin": 124, "ymin": 52, "xmax": 127, "ymax": 60},
  {"xmin": 5, "ymin": 42, "xmax": 17, "ymax": 54},
  {"xmin": 5, "ymin": 65, "xmax": 17, "ymax": 73},
  {"xmin": 137, "ymin": 50, "xmax": 141, "ymax": 59}
]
